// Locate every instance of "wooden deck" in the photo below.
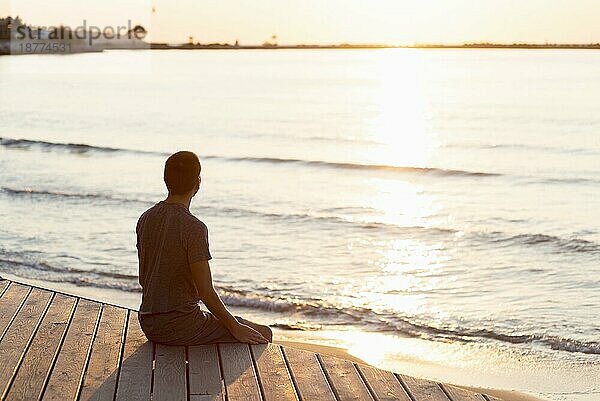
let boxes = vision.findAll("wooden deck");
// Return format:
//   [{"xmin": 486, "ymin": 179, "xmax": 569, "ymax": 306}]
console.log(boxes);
[{"xmin": 0, "ymin": 278, "xmax": 504, "ymax": 401}]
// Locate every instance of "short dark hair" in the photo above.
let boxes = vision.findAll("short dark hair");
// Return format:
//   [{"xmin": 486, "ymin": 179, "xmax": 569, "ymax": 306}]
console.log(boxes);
[{"xmin": 164, "ymin": 151, "xmax": 201, "ymax": 195}]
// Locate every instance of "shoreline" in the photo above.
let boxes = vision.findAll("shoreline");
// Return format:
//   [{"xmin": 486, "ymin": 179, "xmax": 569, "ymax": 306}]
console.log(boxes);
[
  {"xmin": 4, "ymin": 42, "xmax": 600, "ymax": 57},
  {"xmin": 0, "ymin": 273, "xmax": 547, "ymax": 401},
  {"xmin": 149, "ymin": 43, "xmax": 600, "ymax": 51}
]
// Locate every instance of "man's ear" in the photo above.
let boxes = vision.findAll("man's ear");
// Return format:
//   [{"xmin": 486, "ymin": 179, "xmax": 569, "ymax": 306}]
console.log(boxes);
[{"xmin": 193, "ymin": 176, "xmax": 201, "ymax": 196}]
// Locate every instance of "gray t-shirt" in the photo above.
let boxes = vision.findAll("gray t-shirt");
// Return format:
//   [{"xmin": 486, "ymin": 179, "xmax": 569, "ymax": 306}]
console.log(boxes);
[{"xmin": 136, "ymin": 201, "xmax": 212, "ymax": 315}]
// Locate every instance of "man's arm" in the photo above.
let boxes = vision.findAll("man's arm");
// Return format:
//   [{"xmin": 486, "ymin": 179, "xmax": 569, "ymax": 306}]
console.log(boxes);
[{"xmin": 190, "ymin": 260, "xmax": 268, "ymax": 344}]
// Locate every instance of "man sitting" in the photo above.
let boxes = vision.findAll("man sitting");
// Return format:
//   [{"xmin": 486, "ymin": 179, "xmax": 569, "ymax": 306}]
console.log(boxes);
[{"xmin": 136, "ymin": 151, "xmax": 272, "ymax": 345}]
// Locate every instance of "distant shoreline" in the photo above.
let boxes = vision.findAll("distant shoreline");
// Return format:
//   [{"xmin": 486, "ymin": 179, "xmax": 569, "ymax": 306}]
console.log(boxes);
[
  {"xmin": 4, "ymin": 41, "xmax": 600, "ymax": 56},
  {"xmin": 150, "ymin": 42, "xmax": 600, "ymax": 50}
]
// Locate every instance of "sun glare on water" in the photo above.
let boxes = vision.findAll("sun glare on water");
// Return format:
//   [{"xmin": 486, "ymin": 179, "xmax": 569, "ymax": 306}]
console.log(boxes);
[
  {"xmin": 348, "ymin": 50, "xmax": 451, "ymax": 326},
  {"xmin": 366, "ymin": 49, "xmax": 438, "ymax": 168}
]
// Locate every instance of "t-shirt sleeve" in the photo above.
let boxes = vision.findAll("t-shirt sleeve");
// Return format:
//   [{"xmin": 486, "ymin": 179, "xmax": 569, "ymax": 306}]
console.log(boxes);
[{"xmin": 186, "ymin": 221, "xmax": 212, "ymax": 264}]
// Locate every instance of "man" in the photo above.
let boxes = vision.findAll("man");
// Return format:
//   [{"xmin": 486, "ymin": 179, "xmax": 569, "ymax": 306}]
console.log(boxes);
[{"xmin": 136, "ymin": 151, "xmax": 272, "ymax": 345}]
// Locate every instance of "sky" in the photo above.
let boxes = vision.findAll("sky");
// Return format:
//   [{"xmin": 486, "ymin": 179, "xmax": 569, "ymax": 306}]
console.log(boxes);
[{"xmin": 3, "ymin": 0, "xmax": 600, "ymax": 45}]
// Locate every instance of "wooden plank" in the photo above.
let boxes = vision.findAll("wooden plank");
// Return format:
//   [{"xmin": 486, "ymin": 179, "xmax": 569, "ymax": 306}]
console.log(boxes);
[
  {"xmin": 79, "ymin": 305, "xmax": 128, "ymax": 401},
  {"xmin": 5, "ymin": 293, "xmax": 76, "ymax": 401},
  {"xmin": 282, "ymin": 346, "xmax": 336, "ymax": 401},
  {"xmin": 218, "ymin": 343, "xmax": 261, "ymax": 401},
  {"xmin": 441, "ymin": 384, "xmax": 487, "ymax": 401},
  {"xmin": 483, "ymin": 395, "xmax": 505, "ymax": 401},
  {"xmin": 250, "ymin": 344, "xmax": 297, "ymax": 401},
  {"xmin": 0, "ymin": 279, "xmax": 9, "ymax": 297},
  {"xmin": 190, "ymin": 395, "xmax": 224, "ymax": 401},
  {"xmin": 0, "ymin": 284, "xmax": 31, "ymax": 339},
  {"xmin": 398, "ymin": 375, "xmax": 450, "ymax": 401},
  {"xmin": 190, "ymin": 396, "xmax": 223, "ymax": 401},
  {"xmin": 42, "ymin": 299, "xmax": 101, "ymax": 401},
  {"xmin": 356, "ymin": 364, "xmax": 411, "ymax": 401},
  {"xmin": 153, "ymin": 344, "xmax": 187, "ymax": 401},
  {"xmin": 319, "ymin": 354, "xmax": 373, "ymax": 401},
  {"xmin": 188, "ymin": 344, "xmax": 224, "ymax": 401},
  {"xmin": 0, "ymin": 288, "xmax": 52, "ymax": 399},
  {"xmin": 114, "ymin": 311, "xmax": 153, "ymax": 401}
]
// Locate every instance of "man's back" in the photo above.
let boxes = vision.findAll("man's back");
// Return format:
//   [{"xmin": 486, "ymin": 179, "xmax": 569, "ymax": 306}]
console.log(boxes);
[
  {"xmin": 134, "ymin": 151, "xmax": 270, "ymax": 346},
  {"xmin": 136, "ymin": 201, "xmax": 211, "ymax": 315}
]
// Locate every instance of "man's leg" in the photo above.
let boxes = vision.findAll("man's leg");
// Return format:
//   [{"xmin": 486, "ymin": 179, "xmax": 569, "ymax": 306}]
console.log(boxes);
[{"xmin": 238, "ymin": 317, "xmax": 273, "ymax": 342}]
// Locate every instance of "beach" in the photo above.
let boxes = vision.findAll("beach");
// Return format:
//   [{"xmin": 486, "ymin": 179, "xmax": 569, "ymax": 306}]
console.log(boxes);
[
  {"xmin": 1, "ymin": 273, "xmax": 544, "ymax": 401},
  {"xmin": 1, "ymin": 49, "xmax": 599, "ymax": 401}
]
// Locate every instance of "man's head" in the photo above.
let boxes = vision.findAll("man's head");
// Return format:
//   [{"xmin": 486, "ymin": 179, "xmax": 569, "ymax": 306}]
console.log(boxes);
[{"xmin": 164, "ymin": 151, "xmax": 201, "ymax": 196}]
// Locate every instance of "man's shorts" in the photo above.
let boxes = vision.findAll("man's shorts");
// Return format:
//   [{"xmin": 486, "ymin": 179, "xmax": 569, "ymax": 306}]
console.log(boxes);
[{"xmin": 138, "ymin": 307, "xmax": 240, "ymax": 345}]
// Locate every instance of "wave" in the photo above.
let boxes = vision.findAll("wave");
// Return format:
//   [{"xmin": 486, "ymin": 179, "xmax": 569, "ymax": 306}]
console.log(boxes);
[
  {"xmin": 226, "ymin": 156, "xmax": 499, "ymax": 177},
  {"xmin": 535, "ymin": 177, "xmax": 600, "ymax": 186},
  {"xmin": 4, "ymin": 184, "xmax": 599, "ymax": 258},
  {"xmin": 1, "ymin": 186, "xmax": 154, "ymax": 206},
  {"xmin": 0, "ymin": 184, "xmax": 458, "ymax": 235},
  {"xmin": 0, "ymin": 184, "xmax": 455, "ymax": 234},
  {"xmin": 0, "ymin": 256, "xmax": 134, "ymax": 279},
  {"xmin": 0, "ymin": 137, "xmax": 498, "ymax": 178},
  {"xmin": 1, "ymin": 254, "xmax": 597, "ymax": 355},
  {"xmin": 214, "ymin": 286, "xmax": 600, "ymax": 355},
  {"xmin": 0, "ymin": 137, "xmax": 167, "ymax": 157},
  {"xmin": 444, "ymin": 141, "xmax": 600, "ymax": 156},
  {"xmin": 270, "ymin": 323, "xmax": 321, "ymax": 331},
  {"xmin": 487, "ymin": 232, "xmax": 600, "ymax": 255},
  {"xmin": 0, "ymin": 255, "xmax": 142, "ymax": 292},
  {"xmin": 6, "ymin": 137, "xmax": 600, "ymax": 185}
]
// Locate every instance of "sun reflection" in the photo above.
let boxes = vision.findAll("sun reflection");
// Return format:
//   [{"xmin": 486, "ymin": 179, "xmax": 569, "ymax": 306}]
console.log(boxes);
[
  {"xmin": 325, "ymin": 330, "xmax": 460, "ymax": 370},
  {"xmin": 365, "ymin": 49, "xmax": 438, "ymax": 168},
  {"xmin": 377, "ymin": 239, "xmax": 449, "ymax": 275},
  {"xmin": 351, "ymin": 238, "xmax": 450, "ymax": 323},
  {"xmin": 362, "ymin": 177, "xmax": 440, "ymax": 227}
]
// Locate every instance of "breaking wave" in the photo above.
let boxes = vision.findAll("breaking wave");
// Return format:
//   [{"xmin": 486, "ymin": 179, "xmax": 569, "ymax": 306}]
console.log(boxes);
[
  {"xmin": 3, "ymin": 184, "xmax": 599, "ymax": 257},
  {"xmin": 0, "ymin": 137, "xmax": 498, "ymax": 177},
  {"xmin": 1, "ymin": 254, "xmax": 597, "ymax": 355}
]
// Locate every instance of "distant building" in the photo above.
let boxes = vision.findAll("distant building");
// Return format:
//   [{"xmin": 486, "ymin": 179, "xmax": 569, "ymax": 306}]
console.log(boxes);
[{"xmin": 262, "ymin": 35, "xmax": 278, "ymax": 48}]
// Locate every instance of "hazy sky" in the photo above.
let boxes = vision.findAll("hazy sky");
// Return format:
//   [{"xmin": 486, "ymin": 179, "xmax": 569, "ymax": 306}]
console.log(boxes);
[{"xmin": 4, "ymin": 0, "xmax": 600, "ymax": 44}]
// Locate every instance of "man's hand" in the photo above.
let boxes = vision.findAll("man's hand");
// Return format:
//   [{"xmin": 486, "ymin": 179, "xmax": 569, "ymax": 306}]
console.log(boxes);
[
  {"xmin": 229, "ymin": 322, "xmax": 269, "ymax": 344},
  {"xmin": 190, "ymin": 260, "xmax": 270, "ymax": 344}
]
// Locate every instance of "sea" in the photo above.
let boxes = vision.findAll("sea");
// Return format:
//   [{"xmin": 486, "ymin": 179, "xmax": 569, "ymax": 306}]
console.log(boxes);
[{"xmin": 0, "ymin": 49, "xmax": 599, "ymax": 401}]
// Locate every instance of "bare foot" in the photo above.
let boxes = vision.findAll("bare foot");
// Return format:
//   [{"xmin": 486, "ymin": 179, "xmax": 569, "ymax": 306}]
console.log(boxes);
[{"xmin": 238, "ymin": 318, "xmax": 273, "ymax": 342}]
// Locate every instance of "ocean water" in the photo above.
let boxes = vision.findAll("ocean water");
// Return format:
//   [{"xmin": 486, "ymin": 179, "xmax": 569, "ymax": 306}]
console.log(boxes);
[{"xmin": 0, "ymin": 49, "xmax": 599, "ymax": 400}]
